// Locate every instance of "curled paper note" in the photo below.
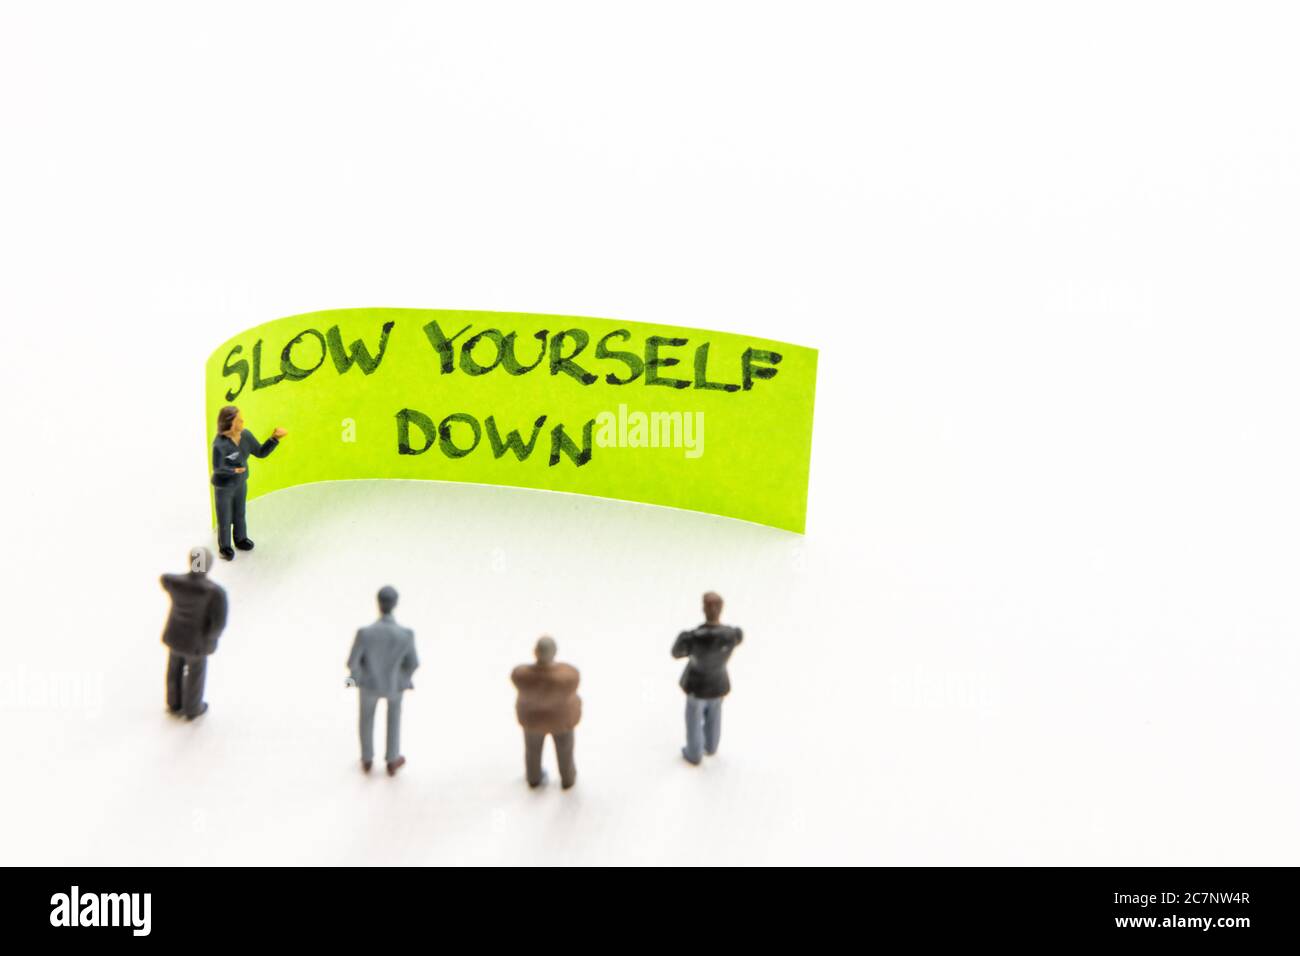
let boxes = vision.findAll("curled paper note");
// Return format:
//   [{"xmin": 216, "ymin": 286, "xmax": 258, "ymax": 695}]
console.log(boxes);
[{"xmin": 205, "ymin": 308, "xmax": 818, "ymax": 532}]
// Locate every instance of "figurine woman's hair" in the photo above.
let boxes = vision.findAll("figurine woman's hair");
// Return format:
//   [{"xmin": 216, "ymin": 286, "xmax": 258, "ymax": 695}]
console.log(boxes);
[{"xmin": 217, "ymin": 405, "xmax": 239, "ymax": 434}]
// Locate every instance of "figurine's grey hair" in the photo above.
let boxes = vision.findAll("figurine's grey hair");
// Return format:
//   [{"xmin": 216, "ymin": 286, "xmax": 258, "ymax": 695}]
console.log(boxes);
[{"xmin": 377, "ymin": 586, "xmax": 398, "ymax": 614}]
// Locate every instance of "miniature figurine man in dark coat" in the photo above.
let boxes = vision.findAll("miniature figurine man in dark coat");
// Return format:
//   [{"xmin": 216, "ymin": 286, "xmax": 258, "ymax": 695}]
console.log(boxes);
[
  {"xmin": 210, "ymin": 405, "xmax": 287, "ymax": 561},
  {"xmin": 672, "ymin": 591, "xmax": 743, "ymax": 764},
  {"xmin": 346, "ymin": 586, "xmax": 419, "ymax": 776},
  {"xmin": 511, "ymin": 637, "xmax": 581, "ymax": 789},
  {"xmin": 160, "ymin": 547, "xmax": 228, "ymax": 720}
]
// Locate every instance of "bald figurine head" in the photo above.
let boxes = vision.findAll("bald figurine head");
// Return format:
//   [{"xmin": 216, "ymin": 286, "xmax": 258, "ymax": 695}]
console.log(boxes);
[
  {"xmin": 703, "ymin": 591, "xmax": 723, "ymax": 624},
  {"xmin": 535, "ymin": 636, "xmax": 557, "ymax": 665}
]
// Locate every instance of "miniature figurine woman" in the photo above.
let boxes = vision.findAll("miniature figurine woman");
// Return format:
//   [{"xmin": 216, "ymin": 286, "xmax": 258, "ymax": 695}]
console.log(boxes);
[{"xmin": 211, "ymin": 405, "xmax": 287, "ymax": 560}]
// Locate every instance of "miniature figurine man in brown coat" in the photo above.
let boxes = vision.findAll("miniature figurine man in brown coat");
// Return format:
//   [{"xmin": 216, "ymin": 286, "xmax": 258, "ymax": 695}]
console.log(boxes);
[{"xmin": 511, "ymin": 636, "xmax": 581, "ymax": 789}]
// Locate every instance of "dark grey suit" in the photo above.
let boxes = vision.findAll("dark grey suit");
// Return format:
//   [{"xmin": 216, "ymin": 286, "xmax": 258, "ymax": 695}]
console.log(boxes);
[{"xmin": 347, "ymin": 614, "xmax": 419, "ymax": 763}]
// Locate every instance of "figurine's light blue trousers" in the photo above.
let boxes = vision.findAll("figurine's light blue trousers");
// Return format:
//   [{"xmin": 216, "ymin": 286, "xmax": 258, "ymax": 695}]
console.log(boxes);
[
  {"xmin": 359, "ymin": 689, "xmax": 402, "ymax": 763},
  {"xmin": 683, "ymin": 694, "xmax": 723, "ymax": 763}
]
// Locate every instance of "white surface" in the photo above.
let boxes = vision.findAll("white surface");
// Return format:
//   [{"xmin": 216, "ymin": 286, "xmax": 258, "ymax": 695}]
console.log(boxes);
[{"xmin": 2, "ymin": 2, "xmax": 1298, "ymax": 865}]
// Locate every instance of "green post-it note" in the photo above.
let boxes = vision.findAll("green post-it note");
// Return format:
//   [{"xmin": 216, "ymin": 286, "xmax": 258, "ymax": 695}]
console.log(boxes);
[{"xmin": 205, "ymin": 308, "xmax": 818, "ymax": 532}]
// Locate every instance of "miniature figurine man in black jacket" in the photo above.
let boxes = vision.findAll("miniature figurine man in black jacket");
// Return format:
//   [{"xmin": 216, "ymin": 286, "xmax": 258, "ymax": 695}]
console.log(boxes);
[
  {"xmin": 672, "ymin": 591, "xmax": 743, "ymax": 764},
  {"xmin": 160, "ymin": 547, "xmax": 228, "ymax": 719},
  {"xmin": 211, "ymin": 405, "xmax": 287, "ymax": 561}
]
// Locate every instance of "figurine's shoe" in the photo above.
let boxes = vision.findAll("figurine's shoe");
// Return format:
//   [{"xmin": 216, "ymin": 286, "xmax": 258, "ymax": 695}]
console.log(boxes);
[
  {"xmin": 681, "ymin": 747, "xmax": 702, "ymax": 766},
  {"xmin": 704, "ymin": 748, "xmax": 717, "ymax": 756},
  {"xmin": 528, "ymin": 770, "xmax": 549, "ymax": 788},
  {"xmin": 561, "ymin": 773, "xmax": 577, "ymax": 790},
  {"xmin": 386, "ymin": 756, "xmax": 406, "ymax": 776},
  {"xmin": 234, "ymin": 538, "xmax": 255, "ymax": 551},
  {"xmin": 361, "ymin": 759, "xmax": 373, "ymax": 773},
  {"xmin": 218, "ymin": 548, "xmax": 235, "ymax": 561},
  {"xmin": 185, "ymin": 703, "xmax": 209, "ymax": 721},
  {"xmin": 165, "ymin": 706, "xmax": 182, "ymax": 718}
]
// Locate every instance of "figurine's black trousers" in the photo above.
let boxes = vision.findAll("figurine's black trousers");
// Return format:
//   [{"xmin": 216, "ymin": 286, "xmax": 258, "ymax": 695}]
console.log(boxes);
[
  {"xmin": 214, "ymin": 480, "xmax": 248, "ymax": 552},
  {"xmin": 166, "ymin": 652, "xmax": 207, "ymax": 717},
  {"xmin": 524, "ymin": 730, "xmax": 576, "ymax": 788}
]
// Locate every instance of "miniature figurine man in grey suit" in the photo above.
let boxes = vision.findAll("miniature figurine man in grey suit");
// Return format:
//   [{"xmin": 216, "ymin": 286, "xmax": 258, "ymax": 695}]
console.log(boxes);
[
  {"xmin": 346, "ymin": 586, "xmax": 419, "ymax": 776},
  {"xmin": 672, "ymin": 591, "xmax": 743, "ymax": 765},
  {"xmin": 160, "ymin": 547, "xmax": 228, "ymax": 720}
]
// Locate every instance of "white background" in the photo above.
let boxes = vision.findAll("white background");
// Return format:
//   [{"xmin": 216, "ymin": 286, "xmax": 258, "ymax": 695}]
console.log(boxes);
[{"xmin": 2, "ymin": 2, "xmax": 1297, "ymax": 865}]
